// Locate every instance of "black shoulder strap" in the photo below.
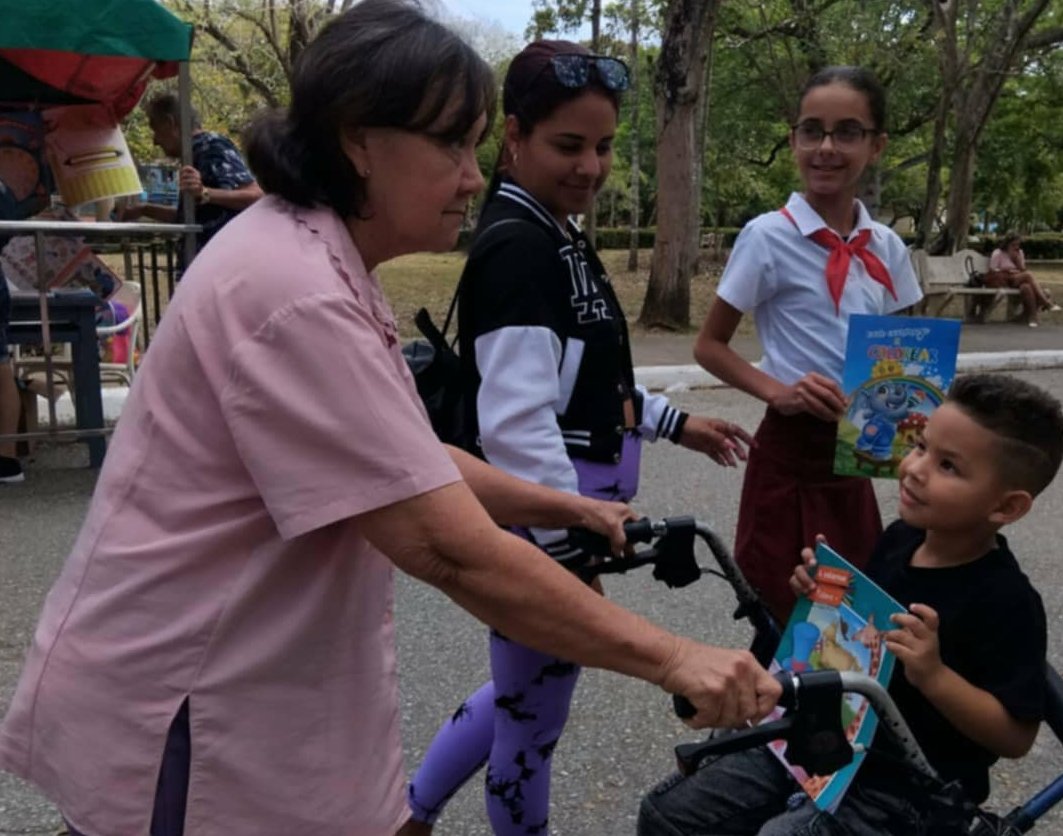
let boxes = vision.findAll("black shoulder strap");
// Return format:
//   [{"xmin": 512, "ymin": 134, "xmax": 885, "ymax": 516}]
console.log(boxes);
[{"xmin": 439, "ymin": 217, "xmax": 536, "ymax": 339}]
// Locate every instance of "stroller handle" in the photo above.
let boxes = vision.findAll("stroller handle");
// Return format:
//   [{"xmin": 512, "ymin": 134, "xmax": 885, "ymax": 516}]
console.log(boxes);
[{"xmin": 674, "ymin": 669, "xmax": 939, "ymax": 784}]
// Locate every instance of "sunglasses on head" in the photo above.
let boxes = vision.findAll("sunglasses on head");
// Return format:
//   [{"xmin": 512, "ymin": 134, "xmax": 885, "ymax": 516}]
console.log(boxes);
[{"xmin": 548, "ymin": 53, "xmax": 630, "ymax": 92}]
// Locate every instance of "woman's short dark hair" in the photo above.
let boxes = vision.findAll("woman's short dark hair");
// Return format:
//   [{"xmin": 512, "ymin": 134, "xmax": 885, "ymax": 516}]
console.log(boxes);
[
  {"xmin": 503, "ymin": 40, "xmax": 622, "ymax": 135},
  {"xmin": 798, "ymin": 66, "xmax": 887, "ymax": 133},
  {"xmin": 1000, "ymin": 231, "xmax": 1023, "ymax": 250},
  {"xmin": 245, "ymin": 0, "xmax": 495, "ymax": 218}
]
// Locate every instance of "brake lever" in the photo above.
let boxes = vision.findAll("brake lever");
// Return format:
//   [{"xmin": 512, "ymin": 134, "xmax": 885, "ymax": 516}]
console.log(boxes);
[{"xmin": 674, "ymin": 717, "xmax": 795, "ymax": 775}]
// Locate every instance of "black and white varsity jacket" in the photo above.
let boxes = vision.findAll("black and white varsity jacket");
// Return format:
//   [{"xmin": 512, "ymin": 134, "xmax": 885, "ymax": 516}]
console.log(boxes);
[{"xmin": 457, "ymin": 181, "xmax": 687, "ymax": 554}]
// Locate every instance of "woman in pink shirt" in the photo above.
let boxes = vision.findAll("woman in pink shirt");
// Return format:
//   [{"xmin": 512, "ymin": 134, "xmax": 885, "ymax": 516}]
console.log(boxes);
[
  {"xmin": 987, "ymin": 232, "xmax": 1059, "ymax": 327},
  {"xmin": 0, "ymin": 2, "xmax": 779, "ymax": 835}
]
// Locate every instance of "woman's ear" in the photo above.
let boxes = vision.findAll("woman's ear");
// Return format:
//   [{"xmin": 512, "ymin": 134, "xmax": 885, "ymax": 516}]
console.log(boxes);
[
  {"xmin": 503, "ymin": 115, "xmax": 522, "ymax": 166},
  {"xmin": 339, "ymin": 127, "xmax": 371, "ymax": 178}
]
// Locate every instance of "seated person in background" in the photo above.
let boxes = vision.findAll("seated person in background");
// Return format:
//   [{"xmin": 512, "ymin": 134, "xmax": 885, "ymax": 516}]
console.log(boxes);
[
  {"xmin": 119, "ymin": 93, "xmax": 262, "ymax": 262},
  {"xmin": 987, "ymin": 232, "xmax": 1060, "ymax": 327},
  {"xmin": 639, "ymin": 373, "xmax": 1062, "ymax": 836}
]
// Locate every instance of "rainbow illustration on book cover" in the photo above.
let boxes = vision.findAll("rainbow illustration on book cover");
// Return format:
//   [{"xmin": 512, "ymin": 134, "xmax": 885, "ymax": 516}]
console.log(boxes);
[
  {"xmin": 834, "ymin": 314, "xmax": 961, "ymax": 479},
  {"xmin": 767, "ymin": 542, "xmax": 906, "ymax": 812}
]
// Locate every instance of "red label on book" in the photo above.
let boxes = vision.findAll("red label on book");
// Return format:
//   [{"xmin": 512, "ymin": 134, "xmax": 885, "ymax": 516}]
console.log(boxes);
[
  {"xmin": 816, "ymin": 566, "xmax": 852, "ymax": 588},
  {"xmin": 810, "ymin": 583, "xmax": 846, "ymax": 607}
]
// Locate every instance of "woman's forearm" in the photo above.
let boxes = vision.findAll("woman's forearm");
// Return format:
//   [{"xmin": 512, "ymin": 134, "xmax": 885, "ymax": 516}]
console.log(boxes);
[
  {"xmin": 445, "ymin": 444, "xmax": 598, "ymax": 529},
  {"xmin": 365, "ymin": 479, "xmax": 673, "ymax": 679},
  {"xmin": 359, "ymin": 481, "xmax": 778, "ymax": 728}
]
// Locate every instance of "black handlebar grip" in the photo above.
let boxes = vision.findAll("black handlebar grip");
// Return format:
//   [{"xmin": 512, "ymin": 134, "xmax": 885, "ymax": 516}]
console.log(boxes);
[
  {"xmin": 673, "ymin": 694, "xmax": 696, "ymax": 719},
  {"xmin": 774, "ymin": 669, "xmax": 797, "ymax": 710},
  {"xmin": 623, "ymin": 517, "xmax": 656, "ymax": 544}
]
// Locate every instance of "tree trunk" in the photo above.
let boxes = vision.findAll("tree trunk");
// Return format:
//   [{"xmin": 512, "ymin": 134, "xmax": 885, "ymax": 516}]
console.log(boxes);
[
  {"xmin": 626, "ymin": 0, "xmax": 641, "ymax": 272},
  {"xmin": 941, "ymin": 125, "xmax": 979, "ymax": 253},
  {"xmin": 638, "ymin": 0, "xmax": 718, "ymax": 330},
  {"xmin": 585, "ymin": 0, "xmax": 603, "ymax": 247},
  {"xmin": 693, "ymin": 2, "xmax": 718, "ymax": 250},
  {"xmin": 928, "ymin": 0, "xmax": 1061, "ymax": 254},
  {"xmin": 916, "ymin": 95, "xmax": 948, "ymax": 251}
]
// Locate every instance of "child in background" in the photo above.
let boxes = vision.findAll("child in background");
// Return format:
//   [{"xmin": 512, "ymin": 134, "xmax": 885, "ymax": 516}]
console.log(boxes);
[
  {"xmin": 693, "ymin": 67, "xmax": 923, "ymax": 624},
  {"xmin": 639, "ymin": 373, "xmax": 1061, "ymax": 835}
]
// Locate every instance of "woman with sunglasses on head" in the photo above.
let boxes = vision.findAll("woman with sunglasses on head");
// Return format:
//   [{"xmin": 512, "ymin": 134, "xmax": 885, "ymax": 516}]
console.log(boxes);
[
  {"xmin": 691, "ymin": 67, "xmax": 923, "ymax": 628},
  {"xmin": 401, "ymin": 41, "xmax": 755, "ymax": 836}
]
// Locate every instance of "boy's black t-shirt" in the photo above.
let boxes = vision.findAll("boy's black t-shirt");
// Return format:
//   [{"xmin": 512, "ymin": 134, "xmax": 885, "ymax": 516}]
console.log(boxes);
[{"xmin": 860, "ymin": 520, "xmax": 1046, "ymax": 803}]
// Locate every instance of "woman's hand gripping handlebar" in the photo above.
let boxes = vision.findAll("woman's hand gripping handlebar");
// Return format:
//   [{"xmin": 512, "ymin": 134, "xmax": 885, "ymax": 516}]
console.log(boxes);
[
  {"xmin": 566, "ymin": 517, "xmax": 782, "ymax": 729},
  {"xmin": 674, "ymin": 669, "xmax": 939, "ymax": 783}
]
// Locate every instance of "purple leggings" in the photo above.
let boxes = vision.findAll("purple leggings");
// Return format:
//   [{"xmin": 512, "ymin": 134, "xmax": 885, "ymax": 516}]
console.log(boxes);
[
  {"xmin": 407, "ymin": 631, "xmax": 581, "ymax": 834},
  {"xmin": 408, "ymin": 436, "xmax": 642, "ymax": 833}
]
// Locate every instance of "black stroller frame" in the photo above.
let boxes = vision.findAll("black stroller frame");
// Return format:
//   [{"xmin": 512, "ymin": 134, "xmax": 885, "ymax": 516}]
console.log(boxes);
[{"xmin": 571, "ymin": 516, "xmax": 1063, "ymax": 835}]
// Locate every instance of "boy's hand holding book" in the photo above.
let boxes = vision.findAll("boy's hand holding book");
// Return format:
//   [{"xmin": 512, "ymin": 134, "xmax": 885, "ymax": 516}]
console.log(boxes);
[
  {"xmin": 789, "ymin": 534, "xmax": 828, "ymax": 598},
  {"xmin": 885, "ymin": 604, "xmax": 943, "ymax": 690}
]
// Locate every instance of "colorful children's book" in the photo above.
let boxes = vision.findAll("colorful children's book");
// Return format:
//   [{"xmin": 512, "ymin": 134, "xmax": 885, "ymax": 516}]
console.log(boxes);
[
  {"xmin": 766, "ymin": 542, "xmax": 906, "ymax": 812},
  {"xmin": 834, "ymin": 313, "xmax": 961, "ymax": 479}
]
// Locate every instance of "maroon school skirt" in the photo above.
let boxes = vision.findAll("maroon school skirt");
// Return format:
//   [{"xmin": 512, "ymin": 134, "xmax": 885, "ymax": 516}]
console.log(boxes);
[{"xmin": 734, "ymin": 407, "xmax": 882, "ymax": 625}]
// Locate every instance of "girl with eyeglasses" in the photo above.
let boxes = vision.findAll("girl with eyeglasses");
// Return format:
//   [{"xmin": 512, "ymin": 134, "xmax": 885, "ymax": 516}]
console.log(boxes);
[
  {"xmin": 401, "ymin": 40, "xmax": 760, "ymax": 836},
  {"xmin": 691, "ymin": 66, "xmax": 924, "ymax": 626}
]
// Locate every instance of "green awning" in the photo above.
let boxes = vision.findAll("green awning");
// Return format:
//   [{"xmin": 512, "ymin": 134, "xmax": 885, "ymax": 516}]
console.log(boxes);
[{"xmin": 0, "ymin": 0, "xmax": 192, "ymax": 61}]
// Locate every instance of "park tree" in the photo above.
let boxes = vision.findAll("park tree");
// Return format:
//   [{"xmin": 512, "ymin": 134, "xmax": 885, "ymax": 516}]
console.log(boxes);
[
  {"xmin": 919, "ymin": 0, "xmax": 1063, "ymax": 252},
  {"xmin": 637, "ymin": 0, "xmax": 721, "ymax": 330},
  {"xmin": 164, "ymin": 0, "xmax": 515, "ymax": 112},
  {"xmin": 973, "ymin": 59, "xmax": 1063, "ymax": 234},
  {"xmin": 626, "ymin": 0, "xmax": 644, "ymax": 269},
  {"xmin": 164, "ymin": 0, "xmax": 357, "ymax": 108}
]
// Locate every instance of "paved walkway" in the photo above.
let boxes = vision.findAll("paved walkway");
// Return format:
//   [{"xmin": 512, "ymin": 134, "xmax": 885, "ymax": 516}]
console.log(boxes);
[
  {"xmin": 632, "ymin": 319, "xmax": 1063, "ymax": 391},
  {"xmin": 27, "ymin": 319, "xmax": 1063, "ymax": 428},
  {"xmin": 630, "ymin": 318, "xmax": 1063, "ymax": 367}
]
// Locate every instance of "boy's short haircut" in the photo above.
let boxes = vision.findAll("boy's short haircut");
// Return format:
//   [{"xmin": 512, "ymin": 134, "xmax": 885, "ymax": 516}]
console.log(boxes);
[{"xmin": 947, "ymin": 373, "xmax": 1063, "ymax": 496}]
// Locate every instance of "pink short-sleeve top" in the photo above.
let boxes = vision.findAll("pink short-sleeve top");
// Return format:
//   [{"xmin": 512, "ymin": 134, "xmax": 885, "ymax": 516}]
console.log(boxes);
[
  {"xmin": 0, "ymin": 197, "xmax": 460, "ymax": 835},
  {"xmin": 990, "ymin": 247, "xmax": 1023, "ymax": 273}
]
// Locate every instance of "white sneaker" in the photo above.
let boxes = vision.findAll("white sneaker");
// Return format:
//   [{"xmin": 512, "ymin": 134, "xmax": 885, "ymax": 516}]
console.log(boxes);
[
  {"xmin": 1029, "ymin": 321, "xmax": 1039, "ymax": 328},
  {"xmin": 1049, "ymin": 304, "xmax": 1062, "ymax": 313}
]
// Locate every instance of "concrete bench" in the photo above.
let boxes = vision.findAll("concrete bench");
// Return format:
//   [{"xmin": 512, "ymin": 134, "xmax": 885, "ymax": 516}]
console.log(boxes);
[{"xmin": 910, "ymin": 248, "xmax": 1022, "ymax": 323}]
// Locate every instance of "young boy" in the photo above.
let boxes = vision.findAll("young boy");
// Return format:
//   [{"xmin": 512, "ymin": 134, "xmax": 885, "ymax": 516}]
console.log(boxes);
[{"xmin": 638, "ymin": 373, "xmax": 1063, "ymax": 835}]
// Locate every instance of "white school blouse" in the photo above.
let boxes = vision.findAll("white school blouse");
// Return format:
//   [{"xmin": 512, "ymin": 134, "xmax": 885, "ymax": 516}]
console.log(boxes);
[{"xmin": 718, "ymin": 192, "xmax": 923, "ymax": 387}]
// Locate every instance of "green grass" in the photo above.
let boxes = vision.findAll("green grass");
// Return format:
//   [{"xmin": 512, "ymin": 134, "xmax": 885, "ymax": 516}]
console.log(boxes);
[
  {"xmin": 380, "ymin": 248, "xmax": 733, "ymax": 341},
  {"xmin": 108, "ymin": 249, "xmax": 1063, "ymax": 343}
]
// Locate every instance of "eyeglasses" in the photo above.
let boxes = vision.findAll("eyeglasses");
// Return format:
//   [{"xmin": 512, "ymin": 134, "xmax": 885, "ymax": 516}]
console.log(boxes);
[
  {"xmin": 548, "ymin": 53, "xmax": 630, "ymax": 92},
  {"xmin": 791, "ymin": 120, "xmax": 878, "ymax": 151}
]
